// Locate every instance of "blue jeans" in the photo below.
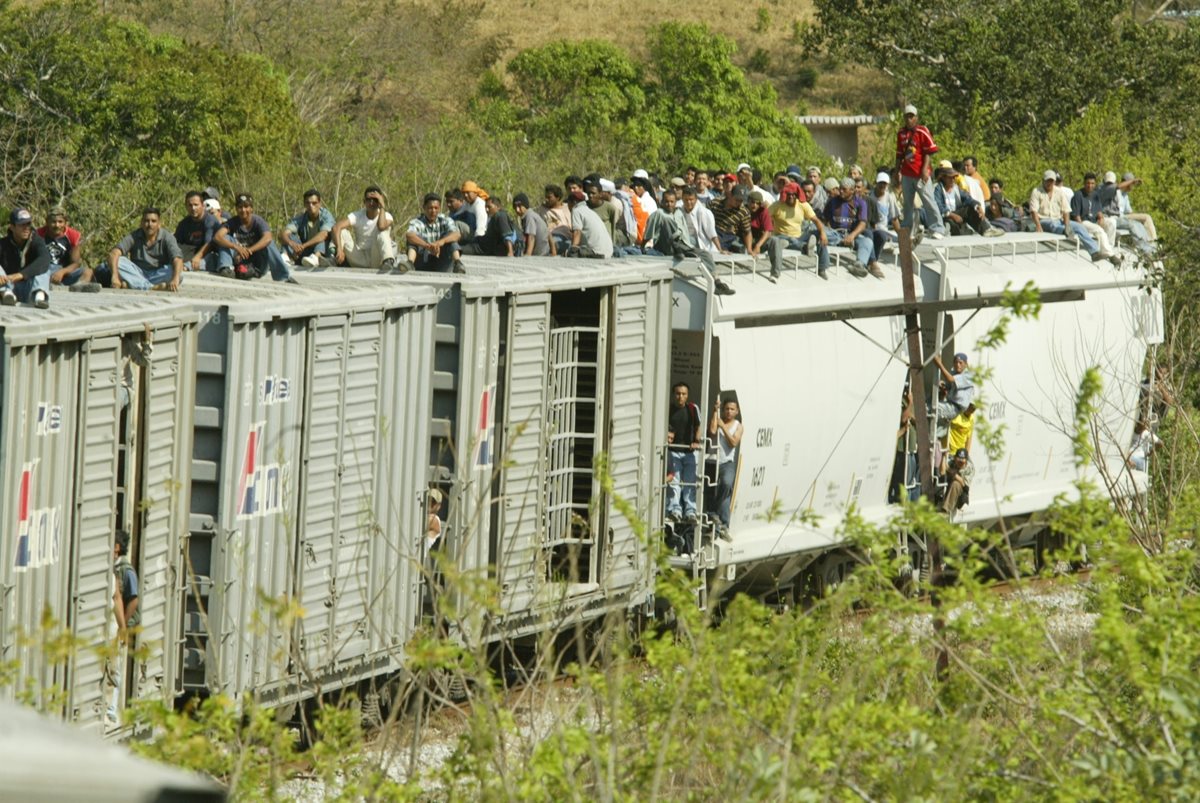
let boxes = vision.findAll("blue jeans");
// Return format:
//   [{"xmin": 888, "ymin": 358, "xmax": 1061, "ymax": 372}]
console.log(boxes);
[
  {"xmin": 1039, "ymin": 219, "xmax": 1101, "ymax": 254},
  {"xmin": 0, "ymin": 268, "xmax": 50, "ymax": 301},
  {"xmin": 667, "ymin": 448, "xmax": 697, "ymax": 518},
  {"xmin": 215, "ymin": 242, "xmax": 292, "ymax": 280},
  {"xmin": 791, "ymin": 226, "xmax": 831, "ymax": 271},
  {"xmin": 714, "ymin": 458, "xmax": 737, "ymax": 526},
  {"xmin": 116, "ymin": 256, "xmax": 179, "ymax": 290},
  {"xmin": 901, "ymin": 175, "xmax": 945, "ymax": 233},
  {"xmin": 826, "ymin": 229, "xmax": 874, "ymax": 266},
  {"xmin": 415, "ymin": 242, "xmax": 461, "ymax": 272}
]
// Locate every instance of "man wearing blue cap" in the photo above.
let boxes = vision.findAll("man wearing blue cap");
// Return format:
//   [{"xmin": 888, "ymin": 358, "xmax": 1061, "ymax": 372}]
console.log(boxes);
[
  {"xmin": 0, "ymin": 208, "xmax": 52, "ymax": 308},
  {"xmin": 933, "ymin": 352, "xmax": 975, "ymax": 420}
]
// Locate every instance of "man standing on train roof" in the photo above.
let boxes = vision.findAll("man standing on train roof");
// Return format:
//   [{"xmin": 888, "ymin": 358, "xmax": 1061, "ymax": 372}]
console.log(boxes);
[
  {"xmin": 933, "ymin": 352, "xmax": 975, "ymax": 420},
  {"xmin": 893, "ymin": 104, "xmax": 946, "ymax": 242},
  {"xmin": 107, "ymin": 206, "xmax": 184, "ymax": 291},
  {"xmin": 666, "ymin": 381, "xmax": 703, "ymax": 524},
  {"xmin": 0, "ymin": 208, "xmax": 52, "ymax": 307}
]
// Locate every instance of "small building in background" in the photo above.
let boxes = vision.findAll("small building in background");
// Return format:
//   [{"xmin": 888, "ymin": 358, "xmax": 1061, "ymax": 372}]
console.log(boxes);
[{"xmin": 796, "ymin": 115, "xmax": 888, "ymax": 165}]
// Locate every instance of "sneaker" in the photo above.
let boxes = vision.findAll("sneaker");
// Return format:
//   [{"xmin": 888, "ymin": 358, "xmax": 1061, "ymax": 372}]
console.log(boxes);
[
  {"xmin": 1092, "ymin": 251, "xmax": 1113, "ymax": 263},
  {"xmin": 848, "ymin": 262, "xmax": 869, "ymax": 278},
  {"xmin": 867, "ymin": 261, "xmax": 886, "ymax": 279},
  {"xmin": 714, "ymin": 279, "xmax": 736, "ymax": 295},
  {"xmin": 397, "ymin": 261, "xmax": 411, "ymax": 274},
  {"xmin": 929, "ymin": 231, "xmax": 946, "ymax": 240},
  {"xmin": 767, "ymin": 272, "xmax": 778, "ymax": 284},
  {"xmin": 285, "ymin": 277, "xmax": 300, "ymax": 285},
  {"xmin": 817, "ymin": 268, "xmax": 828, "ymax": 281},
  {"xmin": 666, "ymin": 510, "xmax": 682, "ymax": 523},
  {"xmin": 301, "ymin": 254, "xmax": 320, "ymax": 267},
  {"xmin": 685, "ymin": 512, "xmax": 699, "ymax": 524},
  {"xmin": 717, "ymin": 527, "xmax": 732, "ymax": 542},
  {"xmin": 452, "ymin": 260, "xmax": 466, "ymax": 274},
  {"xmin": 69, "ymin": 282, "xmax": 101, "ymax": 293},
  {"xmin": 910, "ymin": 224, "xmax": 923, "ymax": 247},
  {"xmin": 983, "ymin": 226, "xmax": 1004, "ymax": 238},
  {"xmin": 31, "ymin": 289, "xmax": 49, "ymax": 309},
  {"xmin": 381, "ymin": 258, "xmax": 395, "ymax": 271},
  {"xmin": 218, "ymin": 267, "xmax": 235, "ymax": 279},
  {"xmin": 1, "ymin": 289, "xmax": 15, "ymax": 306}
]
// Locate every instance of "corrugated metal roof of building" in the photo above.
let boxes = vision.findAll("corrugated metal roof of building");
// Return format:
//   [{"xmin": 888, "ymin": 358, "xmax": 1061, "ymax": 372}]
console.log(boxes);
[{"xmin": 795, "ymin": 114, "xmax": 889, "ymax": 126}]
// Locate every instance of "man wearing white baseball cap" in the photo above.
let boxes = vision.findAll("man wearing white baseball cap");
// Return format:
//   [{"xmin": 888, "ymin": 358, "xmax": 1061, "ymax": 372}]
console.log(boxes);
[
  {"xmin": 893, "ymin": 104, "xmax": 946, "ymax": 242},
  {"xmin": 867, "ymin": 171, "xmax": 902, "ymax": 263}
]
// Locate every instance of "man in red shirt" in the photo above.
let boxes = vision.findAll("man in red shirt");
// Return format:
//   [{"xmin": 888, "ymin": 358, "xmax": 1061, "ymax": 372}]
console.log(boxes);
[{"xmin": 893, "ymin": 104, "xmax": 946, "ymax": 241}]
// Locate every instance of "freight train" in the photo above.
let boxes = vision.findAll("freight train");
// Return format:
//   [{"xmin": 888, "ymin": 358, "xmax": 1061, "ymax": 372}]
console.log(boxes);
[{"xmin": 0, "ymin": 232, "xmax": 1159, "ymax": 731}]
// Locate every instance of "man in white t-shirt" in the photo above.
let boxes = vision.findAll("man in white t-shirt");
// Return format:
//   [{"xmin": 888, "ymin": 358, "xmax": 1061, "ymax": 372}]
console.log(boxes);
[
  {"xmin": 332, "ymin": 185, "xmax": 396, "ymax": 269},
  {"xmin": 709, "ymin": 397, "xmax": 743, "ymax": 538}
]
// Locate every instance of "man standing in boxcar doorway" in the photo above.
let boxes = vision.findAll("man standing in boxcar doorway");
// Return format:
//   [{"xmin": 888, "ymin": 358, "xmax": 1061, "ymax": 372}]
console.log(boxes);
[{"xmin": 667, "ymin": 382, "xmax": 703, "ymax": 524}]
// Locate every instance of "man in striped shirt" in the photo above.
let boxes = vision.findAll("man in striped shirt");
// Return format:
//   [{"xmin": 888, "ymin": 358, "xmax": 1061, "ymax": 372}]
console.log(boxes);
[{"xmin": 405, "ymin": 193, "xmax": 463, "ymax": 273}]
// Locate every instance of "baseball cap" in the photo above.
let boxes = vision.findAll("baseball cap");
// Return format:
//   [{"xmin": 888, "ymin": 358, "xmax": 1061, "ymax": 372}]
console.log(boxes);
[
  {"xmin": 429, "ymin": 488, "xmax": 444, "ymax": 504},
  {"xmin": 235, "ymin": 193, "xmax": 253, "ymax": 206},
  {"xmin": 1122, "ymin": 172, "xmax": 1136, "ymax": 182},
  {"xmin": 1103, "ymin": 171, "xmax": 1117, "ymax": 184},
  {"xmin": 840, "ymin": 177, "xmax": 856, "ymax": 189},
  {"xmin": 904, "ymin": 104, "xmax": 918, "ymax": 116},
  {"xmin": 736, "ymin": 162, "xmax": 752, "ymax": 173},
  {"xmin": 203, "ymin": 186, "xmax": 220, "ymax": 201},
  {"xmin": 599, "ymin": 178, "xmax": 616, "ymax": 193},
  {"xmin": 748, "ymin": 190, "xmax": 764, "ymax": 203},
  {"xmin": 632, "ymin": 168, "xmax": 649, "ymax": 180},
  {"xmin": 807, "ymin": 165, "xmax": 821, "ymax": 175},
  {"xmin": 786, "ymin": 164, "xmax": 802, "ymax": 176},
  {"xmin": 954, "ymin": 352, "xmax": 968, "ymax": 363},
  {"xmin": 670, "ymin": 176, "xmax": 687, "ymax": 188},
  {"xmin": 730, "ymin": 186, "xmax": 749, "ymax": 201},
  {"xmin": 203, "ymin": 198, "xmax": 221, "ymax": 213},
  {"xmin": 1042, "ymin": 169, "xmax": 1057, "ymax": 182},
  {"xmin": 823, "ymin": 177, "xmax": 840, "ymax": 192},
  {"xmin": 9, "ymin": 208, "xmax": 32, "ymax": 225},
  {"xmin": 875, "ymin": 171, "xmax": 891, "ymax": 184},
  {"xmin": 954, "ymin": 448, "xmax": 969, "ymax": 460}
]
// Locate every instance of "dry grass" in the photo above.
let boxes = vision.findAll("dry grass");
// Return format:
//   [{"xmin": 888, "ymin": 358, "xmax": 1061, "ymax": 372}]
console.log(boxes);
[{"xmin": 475, "ymin": 0, "xmax": 896, "ymax": 114}]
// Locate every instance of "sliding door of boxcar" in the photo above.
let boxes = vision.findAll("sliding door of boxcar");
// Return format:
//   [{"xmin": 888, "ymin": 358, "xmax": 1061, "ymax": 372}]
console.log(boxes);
[
  {"xmin": 135, "ymin": 323, "xmax": 195, "ymax": 703},
  {"xmin": 297, "ymin": 310, "xmax": 387, "ymax": 677},
  {"xmin": 67, "ymin": 335, "xmax": 123, "ymax": 729},
  {"xmin": 496, "ymin": 294, "xmax": 550, "ymax": 616}
]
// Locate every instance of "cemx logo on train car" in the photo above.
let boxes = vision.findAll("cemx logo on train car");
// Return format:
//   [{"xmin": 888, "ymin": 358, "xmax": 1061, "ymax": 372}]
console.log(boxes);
[
  {"xmin": 13, "ymin": 461, "xmax": 61, "ymax": 572},
  {"xmin": 236, "ymin": 421, "xmax": 285, "ymax": 520}
]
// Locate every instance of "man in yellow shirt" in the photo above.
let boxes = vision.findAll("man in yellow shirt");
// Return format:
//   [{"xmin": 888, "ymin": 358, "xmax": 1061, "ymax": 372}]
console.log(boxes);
[
  {"xmin": 946, "ymin": 402, "xmax": 976, "ymax": 468},
  {"xmin": 766, "ymin": 182, "xmax": 829, "ymax": 281}
]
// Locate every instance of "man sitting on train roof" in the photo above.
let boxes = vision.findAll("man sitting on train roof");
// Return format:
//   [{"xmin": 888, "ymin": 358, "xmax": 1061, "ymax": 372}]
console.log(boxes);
[
  {"xmin": 767, "ymin": 181, "xmax": 829, "ymax": 281},
  {"xmin": 0, "ymin": 208, "xmax": 52, "ymax": 307},
  {"xmin": 460, "ymin": 194, "xmax": 516, "ymax": 257},
  {"xmin": 933, "ymin": 161, "xmax": 1003, "ymax": 238},
  {"xmin": 107, "ymin": 206, "xmax": 184, "ymax": 292},
  {"xmin": 711, "ymin": 185, "xmax": 754, "ymax": 254},
  {"xmin": 823, "ymin": 177, "xmax": 875, "ymax": 278},
  {"xmin": 1098, "ymin": 171, "xmax": 1156, "ymax": 255},
  {"xmin": 174, "ymin": 190, "xmax": 222, "ymax": 273},
  {"xmin": 933, "ymin": 352, "xmax": 975, "ymax": 421},
  {"xmin": 281, "ymin": 189, "xmax": 335, "ymax": 267},
  {"xmin": 40, "ymin": 206, "xmax": 97, "ymax": 291},
  {"xmin": 1029, "ymin": 170, "xmax": 1113, "ymax": 262},
  {"xmin": 564, "ymin": 188, "xmax": 614, "ymax": 259},
  {"xmin": 1071, "ymin": 173, "xmax": 1123, "ymax": 264},
  {"xmin": 212, "ymin": 194, "xmax": 295, "ymax": 282},
  {"xmin": 639, "ymin": 188, "xmax": 685, "ymax": 256},
  {"xmin": 405, "ymin": 193, "xmax": 463, "ymax": 273},
  {"xmin": 513, "ymin": 193, "xmax": 552, "ymax": 256},
  {"xmin": 538, "ymin": 184, "xmax": 572, "ymax": 254},
  {"xmin": 332, "ymin": 185, "xmax": 397, "ymax": 270}
]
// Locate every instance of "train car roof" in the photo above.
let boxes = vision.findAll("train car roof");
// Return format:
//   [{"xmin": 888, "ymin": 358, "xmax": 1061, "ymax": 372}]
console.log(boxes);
[
  {"xmin": 1, "ymin": 291, "xmax": 199, "ymax": 346},
  {"xmin": 174, "ymin": 272, "xmax": 440, "ymax": 321},
  {"xmin": 918, "ymin": 232, "xmax": 1148, "ymax": 296}
]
